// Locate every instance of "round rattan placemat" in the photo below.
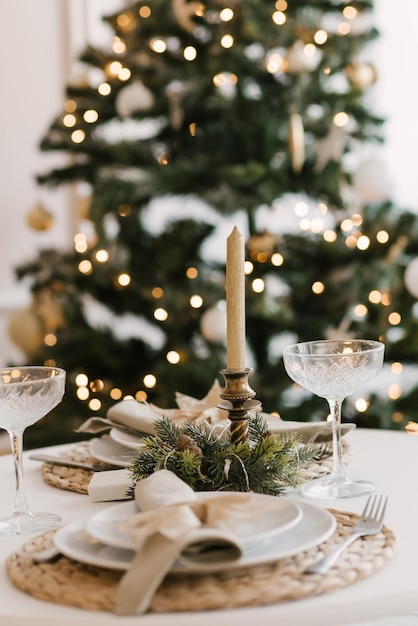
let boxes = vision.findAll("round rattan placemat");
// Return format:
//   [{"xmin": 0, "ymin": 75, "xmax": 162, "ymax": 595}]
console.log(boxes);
[
  {"xmin": 40, "ymin": 439, "xmax": 351, "ymax": 494},
  {"xmin": 6, "ymin": 509, "xmax": 396, "ymax": 614}
]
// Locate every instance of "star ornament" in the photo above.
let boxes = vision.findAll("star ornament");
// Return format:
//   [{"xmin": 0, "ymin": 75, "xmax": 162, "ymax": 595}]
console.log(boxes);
[{"xmin": 314, "ymin": 125, "xmax": 348, "ymax": 173}]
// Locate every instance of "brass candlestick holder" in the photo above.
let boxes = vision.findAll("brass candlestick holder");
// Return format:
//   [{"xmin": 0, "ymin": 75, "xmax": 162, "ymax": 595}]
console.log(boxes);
[{"xmin": 218, "ymin": 368, "xmax": 261, "ymax": 443}]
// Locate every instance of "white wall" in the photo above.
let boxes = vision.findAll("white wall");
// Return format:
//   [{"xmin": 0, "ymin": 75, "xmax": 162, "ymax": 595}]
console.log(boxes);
[{"xmin": 0, "ymin": 0, "xmax": 416, "ymax": 367}]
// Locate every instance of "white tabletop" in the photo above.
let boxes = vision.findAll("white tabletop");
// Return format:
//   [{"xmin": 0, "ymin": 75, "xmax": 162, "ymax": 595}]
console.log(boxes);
[{"xmin": 0, "ymin": 428, "xmax": 417, "ymax": 626}]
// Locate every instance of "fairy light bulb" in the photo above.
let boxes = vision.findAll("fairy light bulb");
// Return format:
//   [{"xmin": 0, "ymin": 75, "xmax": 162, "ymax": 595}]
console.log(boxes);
[
  {"xmin": 357, "ymin": 235, "xmax": 370, "ymax": 250},
  {"xmin": 271, "ymin": 253, "xmax": 283, "ymax": 266},
  {"xmin": 190, "ymin": 295, "xmax": 203, "ymax": 308},
  {"xmin": 323, "ymin": 230, "xmax": 337, "ymax": 242},
  {"xmin": 341, "ymin": 219, "xmax": 353, "ymax": 232},
  {"xmin": 343, "ymin": 6, "xmax": 358, "ymax": 19},
  {"xmin": 186, "ymin": 267, "xmax": 198, "ymax": 279},
  {"xmin": 44, "ymin": 334, "xmax": 57, "ymax": 347},
  {"xmin": 377, "ymin": 230, "xmax": 389, "ymax": 244},
  {"xmin": 314, "ymin": 30, "xmax": 328, "ymax": 45},
  {"xmin": 338, "ymin": 22, "xmax": 351, "ymax": 35},
  {"xmin": 388, "ymin": 384, "xmax": 402, "ymax": 400},
  {"xmin": 294, "ymin": 201, "xmax": 308, "ymax": 217},
  {"xmin": 98, "ymin": 83, "xmax": 111, "ymax": 96},
  {"xmin": 71, "ymin": 129, "xmax": 85, "ymax": 144},
  {"xmin": 391, "ymin": 362, "xmax": 403, "ymax": 374},
  {"xmin": 353, "ymin": 304, "xmax": 368, "ymax": 318},
  {"xmin": 167, "ymin": 350, "xmax": 180, "ymax": 364},
  {"xmin": 143, "ymin": 374, "xmax": 156, "ymax": 388},
  {"xmin": 220, "ymin": 8, "xmax": 233, "ymax": 21},
  {"xmin": 355, "ymin": 398, "xmax": 368, "ymax": 412},
  {"xmin": 369, "ymin": 290, "xmax": 382, "ymax": 304},
  {"xmin": 333, "ymin": 111, "xmax": 349, "ymax": 127},
  {"xmin": 272, "ymin": 11, "xmax": 286, "ymax": 25},
  {"xmin": 152, "ymin": 287, "xmax": 164, "ymax": 298},
  {"xmin": 64, "ymin": 99, "xmax": 77, "ymax": 113},
  {"xmin": 252, "ymin": 278, "xmax": 265, "ymax": 293},
  {"xmin": 220, "ymin": 34, "xmax": 234, "ymax": 48},
  {"xmin": 90, "ymin": 379, "xmax": 104, "ymax": 392},
  {"xmin": 110, "ymin": 388, "xmax": 123, "ymax": 400},
  {"xmin": 78, "ymin": 260, "xmax": 93, "ymax": 275},
  {"xmin": 63, "ymin": 114, "xmax": 76, "ymax": 127},
  {"xmin": 112, "ymin": 37, "xmax": 126, "ymax": 54},
  {"xmin": 184, "ymin": 46, "xmax": 197, "ymax": 61},
  {"xmin": 74, "ymin": 233, "xmax": 88, "ymax": 253},
  {"xmin": 388, "ymin": 312, "xmax": 401, "ymax": 325},
  {"xmin": 83, "ymin": 110, "xmax": 98, "ymax": 123},
  {"xmin": 118, "ymin": 68, "xmax": 131, "ymax": 81},
  {"xmin": 77, "ymin": 386, "xmax": 89, "ymax": 400},
  {"xmin": 245, "ymin": 260, "xmax": 254, "ymax": 274},
  {"xmin": 95, "ymin": 249, "xmax": 109, "ymax": 263},
  {"xmin": 150, "ymin": 39, "xmax": 167, "ymax": 53},
  {"xmin": 108, "ymin": 61, "xmax": 123, "ymax": 75},
  {"xmin": 89, "ymin": 398, "xmax": 101, "ymax": 411},
  {"xmin": 117, "ymin": 273, "xmax": 131, "ymax": 287},
  {"xmin": 139, "ymin": 5, "xmax": 151, "ymax": 18},
  {"xmin": 154, "ymin": 307, "xmax": 168, "ymax": 321},
  {"xmin": 312, "ymin": 281, "xmax": 325, "ymax": 294}
]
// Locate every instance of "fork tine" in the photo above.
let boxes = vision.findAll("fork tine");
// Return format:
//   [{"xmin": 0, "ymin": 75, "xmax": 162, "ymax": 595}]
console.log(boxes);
[
  {"xmin": 360, "ymin": 494, "xmax": 374, "ymax": 519},
  {"xmin": 360, "ymin": 494, "xmax": 388, "ymax": 523},
  {"xmin": 376, "ymin": 495, "xmax": 388, "ymax": 523}
]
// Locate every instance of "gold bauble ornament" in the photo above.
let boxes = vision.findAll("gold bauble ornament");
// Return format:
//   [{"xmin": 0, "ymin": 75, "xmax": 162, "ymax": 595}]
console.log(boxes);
[
  {"xmin": 34, "ymin": 286, "xmax": 66, "ymax": 331},
  {"xmin": 288, "ymin": 112, "xmax": 305, "ymax": 174},
  {"xmin": 26, "ymin": 202, "xmax": 54, "ymax": 231},
  {"xmin": 345, "ymin": 62, "xmax": 378, "ymax": 89},
  {"xmin": 8, "ymin": 308, "xmax": 45, "ymax": 356}
]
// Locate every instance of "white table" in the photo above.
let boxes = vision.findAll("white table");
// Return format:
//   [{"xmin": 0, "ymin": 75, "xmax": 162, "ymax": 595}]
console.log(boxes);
[{"xmin": 0, "ymin": 428, "xmax": 417, "ymax": 626}]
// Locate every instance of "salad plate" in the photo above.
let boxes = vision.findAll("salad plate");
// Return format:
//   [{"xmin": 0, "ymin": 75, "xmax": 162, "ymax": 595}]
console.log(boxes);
[
  {"xmin": 90, "ymin": 435, "xmax": 138, "ymax": 467},
  {"xmin": 86, "ymin": 493, "xmax": 302, "ymax": 551}
]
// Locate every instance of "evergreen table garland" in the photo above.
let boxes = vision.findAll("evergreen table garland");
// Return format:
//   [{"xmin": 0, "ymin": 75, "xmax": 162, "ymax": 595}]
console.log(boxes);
[{"xmin": 128, "ymin": 414, "xmax": 321, "ymax": 496}]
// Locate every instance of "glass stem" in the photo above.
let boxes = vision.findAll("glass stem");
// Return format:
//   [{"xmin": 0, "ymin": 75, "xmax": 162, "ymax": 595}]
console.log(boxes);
[
  {"xmin": 328, "ymin": 399, "xmax": 346, "ymax": 481},
  {"xmin": 8, "ymin": 430, "xmax": 30, "ymax": 517}
]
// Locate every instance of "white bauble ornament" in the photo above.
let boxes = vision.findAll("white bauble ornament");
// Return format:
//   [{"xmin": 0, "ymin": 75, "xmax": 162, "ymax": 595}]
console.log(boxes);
[
  {"xmin": 286, "ymin": 41, "xmax": 320, "ymax": 73},
  {"xmin": 200, "ymin": 302, "xmax": 226, "ymax": 343},
  {"xmin": 352, "ymin": 156, "xmax": 392, "ymax": 203},
  {"xmin": 404, "ymin": 258, "xmax": 418, "ymax": 299},
  {"xmin": 115, "ymin": 81, "xmax": 155, "ymax": 118}
]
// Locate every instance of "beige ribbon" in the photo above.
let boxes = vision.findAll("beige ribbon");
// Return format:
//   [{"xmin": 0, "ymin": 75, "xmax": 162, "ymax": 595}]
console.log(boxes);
[{"xmin": 114, "ymin": 470, "xmax": 279, "ymax": 615}]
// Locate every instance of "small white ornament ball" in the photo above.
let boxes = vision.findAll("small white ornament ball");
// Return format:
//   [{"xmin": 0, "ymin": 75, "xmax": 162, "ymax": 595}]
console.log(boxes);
[
  {"xmin": 352, "ymin": 156, "xmax": 392, "ymax": 203},
  {"xmin": 200, "ymin": 302, "xmax": 226, "ymax": 344},
  {"xmin": 404, "ymin": 258, "xmax": 418, "ymax": 299},
  {"xmin": 115, "ymin": 81, "xmax": 155, "ymax": 118}
]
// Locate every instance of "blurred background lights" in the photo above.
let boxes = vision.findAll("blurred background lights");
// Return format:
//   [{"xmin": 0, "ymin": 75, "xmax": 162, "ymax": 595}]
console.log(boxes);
[
  {"xmin": 44, "ymin": 333, "xmax": 57, "ymax": 347},
  {"xmin": 343, "ymin": 5, "xmax": 358, "ymax": 19},
  {"xmin": 338, "ymin": 22, "xmax": 351, "ymax": 36},
  {"xmin": 312, "ymin": 281, "xmax": 325, "ymax": 294},
  {"xmin": 377, "ymin": 230, "xmax": 389, "ymax": 243},
  {"xmin": 117, "ymin": 272, "xmax": 131, "ymax": 286},
  {"xmin": 388, "ymin": 312, "xmax": 401, "ymax": 325},
  {"xmin": 150, "ymin": 39, "xmax": 167, "ymax": 53},
  {"xmin": 167, "ymin": 350, "xmax": 180, "ymax": 364},
  {"xmin": 90, "ymin": 379, "xmax": 104, "ymax": 392},
  {"xmin": 190, "ymin": 294, "xmax": 203, "ymax": 308},
  {"xmin": 272, "ymin": 11, "xmax": 286, "ymax": 25},
  {"xmin": 138, "ymin": 5, "xmax": 151, "ymax": 18},
  {"xmin": 333, "ymin": 111, "xmax": 349, "ymax": 127},
  {"xmin": 271, "ymin": 253, "xmax": 283, "ymax": 266},
  {"xmin": 314, "ymin": 30, "xmax": 328, "ymax": 45},
  {"xmin": 78, "ymin": 259, "xmax": 93, "ymax": 274},
  {"xmin": 388, "ymin": 384, "xmax": 402, "ymax": 400},
  {"xmin": 244, "ymin": 260, "xmax": 254, "ymax": 274},
  {"xmin": 220, "ymin": 8, "xmax": 233, "ymax": 21},
  {"xmin": 186, "ymin": 267, "xmax": 198, "ymax": 279},
  {"xmin": 184, "ymin": 46, "xmax": 197, "ymax": 60},
  {"xmin": 75, "ymin": 373, "xmax": 88, "ymax": 387},
  {"xmin": 323, "ymin": 230, "xmax": 337, "ymax": 242},
  {"xmin": 353, "ymin": 303, "xmax": 368, "ymax": 317},
  {"xmin": 77, "ymin": 386, "xmax": 89, "ymax": 401},
  {"xmin": 63, "ymin": 114, "xmax": 76, "ymax": 127},
  {"xmin": 252, "ymin": 278, "xmax": 265, "ymax": 293},
  {"xmin": 71, "ymin": 129, "xmax": 86, "ymax": 143},
  {"xmin": 98, "ymin": 82, "xmax": 112, "ymax": 96},
  {"xmin": 369, "ymin": 290, "xmax": 382, "ymax": 304},
  {"xmin": 83, "ymin": 109, "xmax": 99, "ymax": 123},
  {"xmin": 89, "ymin": 398, "xmax": 101, "ymax": 411},
  {"xmin": 154, "ymin": 307, "xmax": 168, "ymax": 321},
  {"xmin": 110, "ymin": 387, "xmax": 123, "ymax": 400},
  {"xmin": 74, "ymin": 233, "xmax": 88, "ymax": 253},
  {"xmin": 95, "ymin": 249, "xmax": 109, "ymax": 262},
  {"xmin": 151, "ymin": 286, "xmax": 164, "ymax": 298},
  {"xmin": 357, "ymin": 235, "xmax": 370, "ymax": 250},
  {"xmin": 355, "ymin": 398, "xmax": 368, "ymax": 412},
  {"xmin": 391, "ymin": 362, "xmax": 403, "ymax": 374},
  {"xmin": 221, "ymin": 34, "xmax": 234, "ymax": 48},
  {"xmin": 143, "ymin": 374, "xmax": 156, "ymax": 388}
]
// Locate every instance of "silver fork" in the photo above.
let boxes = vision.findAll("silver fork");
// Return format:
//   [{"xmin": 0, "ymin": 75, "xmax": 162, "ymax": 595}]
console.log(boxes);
[{"xmin": 304, "ymin": 494, "xmax": 388, "ymax": 574}]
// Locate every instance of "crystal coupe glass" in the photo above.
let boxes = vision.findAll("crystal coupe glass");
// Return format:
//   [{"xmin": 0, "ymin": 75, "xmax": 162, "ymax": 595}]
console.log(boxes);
[
  {"xmin": 282, "ymin": 340, "xmax": 384, "ymax": 499},
  {"xmin": 0, "ymin": 366, "xmax": 66, "ymax": 534}
]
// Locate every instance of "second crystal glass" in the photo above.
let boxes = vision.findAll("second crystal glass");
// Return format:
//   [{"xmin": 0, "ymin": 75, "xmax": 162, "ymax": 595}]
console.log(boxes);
[{"xmin": 283, "ymin": 339, "xmax": 384, "ymax": 499}]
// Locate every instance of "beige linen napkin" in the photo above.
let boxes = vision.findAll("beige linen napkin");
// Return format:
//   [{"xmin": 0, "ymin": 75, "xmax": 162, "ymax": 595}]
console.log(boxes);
[
  {"xmin": 114, "ymin": 469, "xmax": 279, "ymax": 615},
  {"xmin": 262, "ymin": 413, "xmax": 356, "ymax": 443}
]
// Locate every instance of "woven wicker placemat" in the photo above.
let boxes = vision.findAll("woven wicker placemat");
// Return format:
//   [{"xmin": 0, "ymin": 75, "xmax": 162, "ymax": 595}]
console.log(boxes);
[
  {"xmin": 6, "ymin": 509, "xmax": 396, "ymax": 614},
  {"xmin": 40, "ymin": 439, "xmax": 351, "ymax": 494}
]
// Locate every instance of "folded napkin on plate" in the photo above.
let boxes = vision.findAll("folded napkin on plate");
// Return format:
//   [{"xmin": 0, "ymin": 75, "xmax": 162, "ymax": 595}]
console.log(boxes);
[
  {"xmin": 88, "ymin": 469, "xmax": 132, "ymax": 502},
  {"xmin": 76, "ymin": 380, "xmax": 226, "ymax": 437},
  {"xmin": 114, "ymin": 469, "xmax": 278, "ymax": 616}
]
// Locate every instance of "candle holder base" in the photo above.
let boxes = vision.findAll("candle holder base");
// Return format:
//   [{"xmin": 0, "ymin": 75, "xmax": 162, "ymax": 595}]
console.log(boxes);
[{"xmin": 218, "ymin": 368, "xmax": 261, "ymax": 443}]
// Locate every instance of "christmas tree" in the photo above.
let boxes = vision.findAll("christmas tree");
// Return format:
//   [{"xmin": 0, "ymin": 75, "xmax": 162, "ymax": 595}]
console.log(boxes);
[{"xmin": 12, "ymin": 0, "xmax": 418, "ymax": 446}]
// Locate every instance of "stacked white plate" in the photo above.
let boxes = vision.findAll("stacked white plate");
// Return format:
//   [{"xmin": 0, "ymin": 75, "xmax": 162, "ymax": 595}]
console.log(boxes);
[{"xmin": 53, "ymin": 493, "xmax": 336, "ymax": 573}]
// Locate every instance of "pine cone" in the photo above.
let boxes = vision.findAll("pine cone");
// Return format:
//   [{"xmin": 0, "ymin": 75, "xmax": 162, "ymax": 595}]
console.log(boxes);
[{"xmin": 176, "ymin": 434, "xmax": 203, "ymax": 459}]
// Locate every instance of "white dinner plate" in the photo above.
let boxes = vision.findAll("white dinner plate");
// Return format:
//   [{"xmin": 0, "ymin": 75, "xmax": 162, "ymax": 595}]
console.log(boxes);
[
  {"xmin": 89, "ymin": 435, "xmax": 138, "ymax": 467},
  {"xmin": 86, "ymin": 493, "xmax": 302, "ymax": 551},
  {"xmin": 53, "ymin": 501, "xmax": 336, "ymax": 573},
  {"xmin": 109, "ymin": 428, "xmax": 145, "ymax": 450}
]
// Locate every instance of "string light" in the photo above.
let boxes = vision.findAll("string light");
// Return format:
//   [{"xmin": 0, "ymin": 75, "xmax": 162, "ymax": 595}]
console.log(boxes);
[
  {"xmin": 167, "ymin": 350, "xmax": 180, "ymax": 364},
  {"xmin": 355, "ymin": 398, "xmax": 368, "ymax": 412},
  {"xmin": 271, "ymin": 253, "xmax": 284, "ymax": 266},
  {"xmin": 388, "ymin": 312, "xmax": 401, "ymax": 325},
  {"xmin": 143, "ymin": 374, "xmax": 156, "ymax": 388},
  {"xmin": 138, "ymin": 5, "xmax": 151, "ymax": 18},
  {"xmin": 154, "ymin": 307, "xmax": 168, "ymax": 321},
  {"xmin": 312, "ymin": 281, "xmax": 325, "ymax": 294},
  {"xmin": 323, "ymin": 230, "xmax": 337, "ymax": 242},
  {"xmin": 83, "ymin": 110, "xmax": 98, "ymax": 123},
  {"xmin": 150, "ymin": 39, "xmax": 167, "ymax": 53},
  {"xmin": 186, "ymin": 267, "xmax": 198, "ymax": 279},
  {"xmin": 152, "ymin": 287, "xmax": 164, "ymax": 298},
  {"xmin": 89, "ymin": 398, "xmax": 101, "ymax": 411},
  {"xmin": 71, "ymin": 129, "xmax": 86, "ymax": 144},
  {"xmin": 95, "ymin": 249, "xmax": 109, "ymax": 262},
  {"xmin": 190, "ymin": 295, "xmax": 203, "ymax": 308},
  {"xmin": 220, "ymin": 34, "xmax": 234, "ymax": 48},
  {"xmin": 63, "ymin": 114, "xmax": 76, "ymax": 127},
  {"xmin": 116, "ymin": 272, "xmax": 131, "ymax": 287},
  {"xmin": 44, "ymin": 333, "xmax": 57, "ymax": 347},
  {"xmin": 78, "ymin": 260, "xmax": 93, "ymax": 274},
  {"xmin": 98, "ymin": 83, "xmax": 112, "ymax": 96},
  {"xmin": 184, "ymin": 46, "xmax": 197, "ymax": 61},
  {"xmin": 252, "ymin": 278, "xmax": 265, "ymax": 293},
  {"xmin": 220, "ymin": 8, "xmax": 233, "ymax": 21},
  {"xmin": 272, "ymin": 11, "xmax": 286, "ymax": 25}
]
